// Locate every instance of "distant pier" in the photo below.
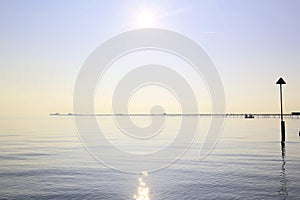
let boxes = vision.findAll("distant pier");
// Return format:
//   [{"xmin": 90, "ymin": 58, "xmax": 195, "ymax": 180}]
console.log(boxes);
[{"xmin": 50, "ymin": 113, "xmax": 300, "ymax": 119}]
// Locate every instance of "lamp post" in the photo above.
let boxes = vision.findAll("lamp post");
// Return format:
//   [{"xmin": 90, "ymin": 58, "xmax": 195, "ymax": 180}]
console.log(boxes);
[{"xmin": 276, "ymin": 77, "xmax": 286, "ymax": 143}]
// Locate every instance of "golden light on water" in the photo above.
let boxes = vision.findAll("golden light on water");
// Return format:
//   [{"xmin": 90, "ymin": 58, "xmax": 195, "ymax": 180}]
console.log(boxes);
[{"xmin": 133, "ymin": 175, "xmax": 150, "ymax": 200}]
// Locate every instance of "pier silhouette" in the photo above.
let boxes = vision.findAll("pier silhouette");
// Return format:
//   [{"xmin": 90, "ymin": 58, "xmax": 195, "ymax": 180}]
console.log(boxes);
[{"xmin": 50, "ymin": 113, "xmax": 300, "ymax": 119}]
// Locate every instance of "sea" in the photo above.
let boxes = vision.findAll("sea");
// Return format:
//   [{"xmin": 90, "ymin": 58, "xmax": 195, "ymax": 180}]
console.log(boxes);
[{"xmin": 0, "ymin": 116, "xmax": 299, "ymax": 199}]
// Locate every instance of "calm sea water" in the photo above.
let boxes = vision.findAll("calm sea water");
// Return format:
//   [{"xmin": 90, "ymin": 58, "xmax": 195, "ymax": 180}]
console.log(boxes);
[{"xmin": 0, "ymin": 116, "xmax": 299, "ymax": 199}]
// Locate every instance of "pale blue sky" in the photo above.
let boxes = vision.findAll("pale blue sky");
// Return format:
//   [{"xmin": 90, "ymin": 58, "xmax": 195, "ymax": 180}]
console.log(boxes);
[{"xmin": 0, "ymin": 0, "xmax": 299, "ymax": 116}]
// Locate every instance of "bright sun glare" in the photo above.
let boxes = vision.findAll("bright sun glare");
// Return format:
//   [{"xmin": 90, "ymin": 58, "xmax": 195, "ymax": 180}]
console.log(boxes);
[{"xmin": 136, "ymin": 10, "xmax": 155, "ymax": 28}]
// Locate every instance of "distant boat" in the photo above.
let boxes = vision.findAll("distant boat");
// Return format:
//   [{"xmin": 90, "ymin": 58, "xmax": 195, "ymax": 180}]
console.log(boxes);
[
  {"xmin": 50, "ymin": 113, "xmax": 60, "ymax": 116},
  {"xmin": 245, "ymin": 114, "xmax": 254, "ymax": 119}
]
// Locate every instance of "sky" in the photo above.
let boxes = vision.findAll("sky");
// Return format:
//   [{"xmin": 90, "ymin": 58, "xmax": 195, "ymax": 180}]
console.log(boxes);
[{"xmin": 0, "ymin": 0, "xmax": 299, "ymax": 116}]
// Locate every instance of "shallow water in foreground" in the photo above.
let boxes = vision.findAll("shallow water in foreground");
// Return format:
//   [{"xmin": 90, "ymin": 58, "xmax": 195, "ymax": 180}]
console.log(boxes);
[{"xmin": 0, "ymin": 116, "xmax": 299, "ymax": 199}]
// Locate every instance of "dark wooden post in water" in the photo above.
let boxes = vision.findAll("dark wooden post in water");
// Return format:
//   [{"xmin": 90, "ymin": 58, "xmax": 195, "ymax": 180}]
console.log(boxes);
[{"xmin": 276, "ymin": 77, "xmax": 286, "ymax": 143}]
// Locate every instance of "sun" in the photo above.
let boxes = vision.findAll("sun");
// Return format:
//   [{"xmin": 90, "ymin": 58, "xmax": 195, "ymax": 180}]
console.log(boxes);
[{"xmin": 136, "ymin": 10, "xmax": 155, "ymax": 28}]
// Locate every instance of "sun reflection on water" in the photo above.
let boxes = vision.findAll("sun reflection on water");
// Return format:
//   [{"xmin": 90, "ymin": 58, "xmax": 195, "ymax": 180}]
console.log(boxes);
[{"xmin": 134, "ymin": 172, "xmax": 150, "ymax": 200}]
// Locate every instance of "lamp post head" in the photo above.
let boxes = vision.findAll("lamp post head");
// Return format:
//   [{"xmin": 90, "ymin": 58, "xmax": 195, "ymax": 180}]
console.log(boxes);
[{"xmin": 276, "ymin": 77, "xmax": 286, "ymax": 85}]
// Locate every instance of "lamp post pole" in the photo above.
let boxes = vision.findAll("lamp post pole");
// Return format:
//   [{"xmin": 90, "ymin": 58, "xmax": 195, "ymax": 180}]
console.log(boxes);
[{"xmin": 276, "ymin": 77, "xmax": 286, "ymax": 143}]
